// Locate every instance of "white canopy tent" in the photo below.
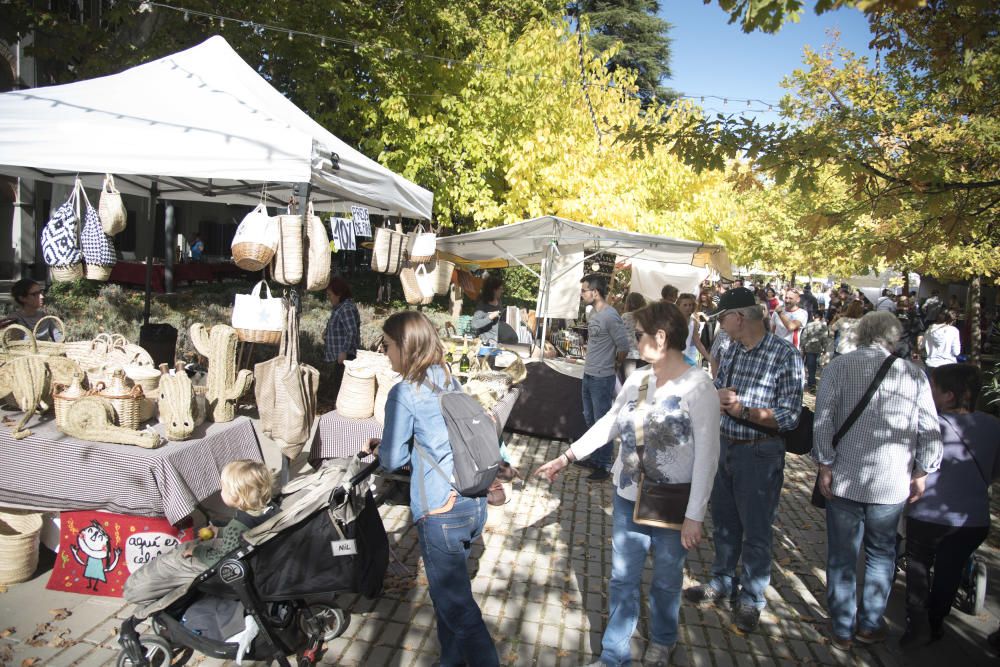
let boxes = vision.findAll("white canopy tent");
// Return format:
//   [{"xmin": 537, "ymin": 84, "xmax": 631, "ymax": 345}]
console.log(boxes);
[
  {"xmin": 0, "ymin": 35, "xmax": 432, "ymax": 219},
  {"xmin": 435, "ymin": 216, "xmax": 731, "ymax": 344}
]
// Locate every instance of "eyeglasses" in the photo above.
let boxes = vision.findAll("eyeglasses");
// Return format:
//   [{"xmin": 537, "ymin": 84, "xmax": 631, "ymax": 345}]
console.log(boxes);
[{"xmin": 27, "ymin": 290, "xmax": 43, "ymax": 297}]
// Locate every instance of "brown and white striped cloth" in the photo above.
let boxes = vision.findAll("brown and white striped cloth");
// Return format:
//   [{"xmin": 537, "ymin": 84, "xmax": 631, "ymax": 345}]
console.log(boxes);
[
  {"xmin": 0, "ymin": 416, "xmax": 262, "ymax": 524},
  {"xmin": 308, "ymin": 389, "xmax": 520, "ymax": 467}
]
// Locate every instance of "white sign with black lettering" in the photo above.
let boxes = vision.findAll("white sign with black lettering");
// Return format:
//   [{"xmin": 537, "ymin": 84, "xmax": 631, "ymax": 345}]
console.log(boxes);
[
  {"xmin": 330, "ymin": 539, "xmax": 358, "ymax": 557},
  {"xmin": 330, "ymin": 217, "xmax": 357, "ymax": 251},
  {"xmin": 350, "ymin": 206, "xmax": 372, "ymax": 238}
]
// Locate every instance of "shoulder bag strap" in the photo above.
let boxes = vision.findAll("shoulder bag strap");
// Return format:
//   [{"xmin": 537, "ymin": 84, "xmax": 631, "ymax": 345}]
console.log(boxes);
[
  {"xmin": 634, "ymin": 376, "xmax": 652, "ymax": 473},
  {"xmin": 831, "ymin": 354, "xmax": 898, "ymax": 449}
]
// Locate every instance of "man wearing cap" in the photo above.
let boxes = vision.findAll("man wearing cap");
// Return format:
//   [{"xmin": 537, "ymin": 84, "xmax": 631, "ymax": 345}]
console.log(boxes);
[{"xmin": 684, "ymin": 287, "xmax": 804, "ymax": 633}]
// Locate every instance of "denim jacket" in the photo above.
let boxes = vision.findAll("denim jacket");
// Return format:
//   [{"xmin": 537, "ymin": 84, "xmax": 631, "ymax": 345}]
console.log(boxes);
[{"xmin": 379, "ymin": 365, "xmax": 460, "ymax": 521}]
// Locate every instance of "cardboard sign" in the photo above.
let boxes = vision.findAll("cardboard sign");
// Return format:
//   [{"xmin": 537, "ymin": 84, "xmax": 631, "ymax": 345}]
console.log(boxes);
[
  {"xmin": 330, "ymin": 217, "xmax": 357, "ymax": 251},
  {"xmin": 350, "ymin": 206, "xmax": 372, "ymax": 238},
  {"xmin": 46, "ymin": 511, "xmax": 193, "ymax": 598}
]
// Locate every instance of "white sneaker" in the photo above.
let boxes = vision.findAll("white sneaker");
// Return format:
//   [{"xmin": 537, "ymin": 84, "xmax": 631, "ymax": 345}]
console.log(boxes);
[{"xmin": 644, "ymin": 642, "xmax": 674, "ymax": 666}]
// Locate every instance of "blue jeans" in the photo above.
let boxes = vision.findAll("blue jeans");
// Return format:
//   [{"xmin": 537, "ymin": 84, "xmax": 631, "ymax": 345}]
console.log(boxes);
[
  {"xmin": 804, "ymin": 352, "xmax": 819, "ymax": 389},
  {"xmin": 416, "ymin": 496, "xmax": 498, "ymax": 667},
  {"xmin": 582, "ymin": 373, "xmax": 617, "ymax": 470},
  {"xmin": 708, "ymin": 435, "xmax": 785, "ymax": 610},
  {"xmin": 600, "ymin": 494, "xmax": 686, "ymax": 666},
  {"xmin": 825, "ymin": 496, "xmax": 905, "ymax": 639}
]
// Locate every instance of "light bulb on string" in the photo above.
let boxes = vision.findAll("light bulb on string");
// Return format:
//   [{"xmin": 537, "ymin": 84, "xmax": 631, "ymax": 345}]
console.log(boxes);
[
  {"xmin": 288, "ymin": 31, "xmax": 293, "ymax": 41},
  {"xmin": 320, "ymin": 37, "xmax": 326, "ymax": 47},
  {"xmin": 219, "ymin": 18, "xmax": 225, "ymax": 28},
  {"xmin": 183, "ymin": 10, "xmax": 189, "ymax": 21}
]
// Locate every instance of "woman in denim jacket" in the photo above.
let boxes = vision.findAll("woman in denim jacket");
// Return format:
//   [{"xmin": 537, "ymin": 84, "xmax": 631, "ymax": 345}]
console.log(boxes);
[{"xmin": 373, "ymin": 311, "xmax": 498, "ymax": 667}]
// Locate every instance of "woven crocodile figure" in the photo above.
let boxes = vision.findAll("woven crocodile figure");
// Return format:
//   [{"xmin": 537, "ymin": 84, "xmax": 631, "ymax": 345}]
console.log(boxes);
[{"xmin": 157, "ymin": 363, "xmax": 206, "ymax": 441}]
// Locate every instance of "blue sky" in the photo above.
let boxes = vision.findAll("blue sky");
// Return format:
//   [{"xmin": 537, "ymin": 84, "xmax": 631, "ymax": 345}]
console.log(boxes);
[{"xmin": 659, "ymin": 1, "xmax": 875, "ymax": 124}]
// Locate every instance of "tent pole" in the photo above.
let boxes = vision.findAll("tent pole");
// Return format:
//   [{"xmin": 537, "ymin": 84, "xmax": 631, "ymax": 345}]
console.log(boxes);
[
  {"xmin": 294, "ymin": 182, "xmax": 312, "ymax": 315},
  {"xmin": 537, "ymin": 241, "xmax": 554, "ymax": 353},
  {"xmin": 142, "ymin": 182, "xmax": 159, "ymax": 325},
  {"xmin": 164, "ymin": 202, "xmax": 175, "ymax": 294}
]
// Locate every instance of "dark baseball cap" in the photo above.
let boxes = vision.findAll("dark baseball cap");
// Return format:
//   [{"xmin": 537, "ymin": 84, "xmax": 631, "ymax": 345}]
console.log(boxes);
[{"xmin": 708, "ymin": 287, "xmax": 757, "ymax": 319}]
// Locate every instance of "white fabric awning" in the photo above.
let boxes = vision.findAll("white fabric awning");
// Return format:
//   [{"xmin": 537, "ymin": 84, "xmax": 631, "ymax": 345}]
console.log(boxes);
[{"xmin": 0, "ymin": 36, "xmax": 432, "ymax": 219}]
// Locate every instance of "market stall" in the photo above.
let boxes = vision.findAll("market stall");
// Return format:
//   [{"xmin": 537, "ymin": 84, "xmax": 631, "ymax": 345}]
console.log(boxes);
[{"xmin": 0, "ymin": 416, "xmax": 261, "ymax": 525}]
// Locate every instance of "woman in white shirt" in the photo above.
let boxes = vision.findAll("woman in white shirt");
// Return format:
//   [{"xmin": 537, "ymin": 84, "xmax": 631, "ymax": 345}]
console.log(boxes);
[
  {"xmin": 921, "ymin": 310, "xmax": 962, "ymax": 368},
  {"xmin": 535, "ymin": 301, "xmax": 720, "ymax": 666}
]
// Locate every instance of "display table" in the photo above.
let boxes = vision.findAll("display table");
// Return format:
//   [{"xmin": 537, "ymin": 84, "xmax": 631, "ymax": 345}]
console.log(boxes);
[
  {"xmin": 108, "ymin": 261, "xmax": 251, "ymax": 293},
  {"xmin": 506, "ymin": 359, "xmax": 588, "ymax": 442},
  {"xmin": 0, "ymin": 415, "xmax": 262, "ymax": 524},
  {"xmin": 308, "ymin": 389, "xmax": 521, "ymax": 467}
]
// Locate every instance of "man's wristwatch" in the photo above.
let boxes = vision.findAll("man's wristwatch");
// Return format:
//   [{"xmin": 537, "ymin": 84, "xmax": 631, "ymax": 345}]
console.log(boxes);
[{"xmin": 739, "ymin": 405, "xmax": 751, "ymax": 421}]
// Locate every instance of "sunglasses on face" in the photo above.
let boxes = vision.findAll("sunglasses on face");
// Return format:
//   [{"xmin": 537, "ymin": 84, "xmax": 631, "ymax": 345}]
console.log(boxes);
[{"xmin": 27, "ymin": 290, "xmax": 44, "ymax": 297}]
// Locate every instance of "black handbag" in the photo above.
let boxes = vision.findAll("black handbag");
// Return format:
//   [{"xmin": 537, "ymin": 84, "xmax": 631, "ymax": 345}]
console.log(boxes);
[
  {"xmin": 811, "ymin": 355, "xmax": 898, "ymax": 509},
  {"xmin": 630, "ymin": 377, "xmax": 691, "ymax": 529}
]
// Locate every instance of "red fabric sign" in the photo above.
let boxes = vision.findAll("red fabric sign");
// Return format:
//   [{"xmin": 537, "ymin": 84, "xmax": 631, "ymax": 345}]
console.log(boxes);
[{"xmin": 46, "ymin": 511, "xmax": 194, "ymax": 598}]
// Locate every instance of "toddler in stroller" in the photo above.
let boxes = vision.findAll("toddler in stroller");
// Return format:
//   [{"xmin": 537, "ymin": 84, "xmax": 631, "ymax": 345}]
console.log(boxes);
[{"xmin": 118, "ymin": 453, "xmax": 389, "ymax": 667}]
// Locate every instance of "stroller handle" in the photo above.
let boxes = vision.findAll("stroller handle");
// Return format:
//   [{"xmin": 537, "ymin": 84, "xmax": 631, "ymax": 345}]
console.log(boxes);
[{"xmin": 330, "ymin": 453, "xmax": 382, "ymax": 506}]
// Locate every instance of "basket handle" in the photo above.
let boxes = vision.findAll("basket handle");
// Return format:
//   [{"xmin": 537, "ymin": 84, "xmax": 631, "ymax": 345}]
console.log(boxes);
[
  {"xmin": 32, "ymin": 315, "xmax": 66, "ymax": 341},
  {"xmin": 251, "ymin": 280, "xmax": 274, "ymax": 299},
  {"xmin": 1, "ymin": 324, "xmax": 37, "ymax": 354},
  {"xmin": 103, "ymin": 174, "xmax": 118, "ymax": 195}
]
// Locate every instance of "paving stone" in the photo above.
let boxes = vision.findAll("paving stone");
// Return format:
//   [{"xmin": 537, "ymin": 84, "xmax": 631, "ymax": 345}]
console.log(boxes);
[{"xmin": 712, "ymin": 647, "xmax": 737, "ymax": 667}]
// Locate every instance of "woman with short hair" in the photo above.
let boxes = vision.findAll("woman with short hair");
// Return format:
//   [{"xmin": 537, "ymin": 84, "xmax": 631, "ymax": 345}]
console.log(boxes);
[
  {"xmin": 535, "ymin": 301, "xmax": 720, "ymax": 666},
  {"xmin": 322, "ymin": 277, "xmax": 361, "ymax": 404},
  {"xmin": 8, "ymin": 279, "xmax": 62, "ymax": 342}
]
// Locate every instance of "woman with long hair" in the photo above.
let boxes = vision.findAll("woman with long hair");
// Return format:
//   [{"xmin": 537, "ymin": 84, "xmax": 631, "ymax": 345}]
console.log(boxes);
[
  {"xmin": 373, "ymin": 311, "xmax": 498, "ymax": 666},
  {"xmin": 830, "ymin": 300, "xmax": 865, "ymax": 356},
  {"xmin": 920, "ymin": 310, "xmax": 962, "ymax": 368}
]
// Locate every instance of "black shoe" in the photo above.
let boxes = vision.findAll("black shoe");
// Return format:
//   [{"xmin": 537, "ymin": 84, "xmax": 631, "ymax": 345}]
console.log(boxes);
[
  {"xmin": 900, "ymin": 615, "xmax": 929, "ymax": 649},
  {"xmin": 733, "ymin": 603, "xmax": 761, "ymax": 633},
  {"xmin": 684, "ymin": 584, "xmax": 726, "ymax": 607},
  {"xmin": 928, "ymin": 620, "xmax": 944, "ymax": 643},
  {"xmin": 586, "ymin": 468, "xmax": 610, "ymax": 482}
]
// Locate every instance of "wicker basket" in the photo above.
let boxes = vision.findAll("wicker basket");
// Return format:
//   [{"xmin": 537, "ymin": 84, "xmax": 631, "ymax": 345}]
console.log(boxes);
[
  {"xmin": 124, "ymin": 364, "xmax": 161, "ymax": 395},
  {"xmin": 235, "ymin": 328, "xmax": 282, "ymax": 345},
  {"xmin": 50, "ymin": 264, "xmax": 83, "ymax": 282},
  {"xmin": 374, "ymin": 369, "xmax": 402, "ymax": 424},
  {"xmin": 95, "ymin": 368, "xmax": 145, "ymax": 429},
  {"xmin": 232, "ymin": 242, "xmax": 275, "ymax": 272},
  {"xmin": 336, "ymin": 364, "xmax": 376, "ymax": 419},
  {"xmin": 32, "ymin": 315, "xmax": 68, "ymax": 356},
  {"xmin": 65, "ymin": 333, "xmax": 114, "ymax": 369},
  {"xmin": 272, "ymin": 215, "xmax": 304, "ymax": 286},
  {"xmin": 85, "ymin": 264, "xmax": 113, "ymax": 281},
  {"xmin": 53, "ymin": 372, "xmax": 89, "ymax": 432},
  {"xmin": 0, "ymin": 510, "xmax": 43, "ymax": 585},
  {"xmin": 107, "ymin": 334, "xmax": 156, "ymax": 367},
  {"xmin": 431, "ymin": 259, "xmax": 456, "ymax": 295},
  {"xmin": 370, "ymin": 224, "xmax": 406, "ymax": 275}
]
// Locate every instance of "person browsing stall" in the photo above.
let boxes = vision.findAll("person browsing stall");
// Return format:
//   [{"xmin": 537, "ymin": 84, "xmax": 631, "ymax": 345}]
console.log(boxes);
[
  {"xmin": 471, "ymin": 275, "xmax": 510, "ymax": 344},
  {"xmin": 322, "ymin": 277, "xmax": 361, "ymax": 404},
  {"xmin": 370, "ymin": 312, "xmax": 499, "ymax": 667},
  {"xmin": 535, "ymin": 301, "xmax": 720, "ymax": 667},
  {"xmin": 7, "ymin": 279, "xmax": 63, "ymax": 342},
  {"xmin": 579, "ymin": 274, "xmax": 632, "ymax": 482},
  {"xmin": 771, "ymin": 288, "xmax": 809, "ymax": 350},
  {"xmin": 684, "ymin": 287, "xmax": 804, "ymax": 633}
]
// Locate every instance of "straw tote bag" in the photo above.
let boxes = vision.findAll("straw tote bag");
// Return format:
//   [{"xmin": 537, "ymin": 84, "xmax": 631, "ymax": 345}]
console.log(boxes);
[
  {"xmin": 41, "ymin": 183, "xmax": 84, "ymax": 282},
  {"xmin": 305, "ymin": 205, "xmax": 331, "ymax": 291},
  {"xmin": 400, "ymin": 262, "xmax": 434, "ymax": 306},
  {"xmin": 429, "ymin": 259, "xmax": 456, "ymax": 295},
  {"xmin": 79, "ymin": 187, "xmax": 116, "ymax": 281},
  {"xmin": 337, "ymin": 362, "xmax": 376, "ymax": 419},
  {"xmin": 232, "ymin": 203, "xmax": 278, "ymax": 271},
  {"xmin": 272, "ymin": 212, "xmax": 304, "ymax": 286},
  {"xmin": 232, "ymin": 280, "xmax": 285, "ymax": 345},
  {"xmin": 98, "ymin": 174, "xmax": 126, "ymax": 235},
  {"xmin": 406, "ymin": 224, "xmax": 437, "ymax": 263},
  {"xmin": 254, "ymin": 308, "xmax": 319, "ymax": 457},
  {"xmin": 373, "ymin": 369, "xmax": 402, "ymax": 424},
  {"xmin": 371, "ymin": 223, "xmax": 406, "ymax": 275}
]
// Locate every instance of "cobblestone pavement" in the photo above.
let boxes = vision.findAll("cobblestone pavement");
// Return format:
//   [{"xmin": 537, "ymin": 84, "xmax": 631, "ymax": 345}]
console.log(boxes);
[{"xmin": 2, "ymin": 432, "xmax": 997, "ymax": 666}]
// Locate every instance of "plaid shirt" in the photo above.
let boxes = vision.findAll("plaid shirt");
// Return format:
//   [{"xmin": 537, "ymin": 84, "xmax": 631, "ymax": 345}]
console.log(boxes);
[
  {"xmin": 323, "ymin": 299, "xmax": 361, "ymax": 362},
  {"xmin": 714, "ymin": 332, "xmax": 804, "ymax": 439}
]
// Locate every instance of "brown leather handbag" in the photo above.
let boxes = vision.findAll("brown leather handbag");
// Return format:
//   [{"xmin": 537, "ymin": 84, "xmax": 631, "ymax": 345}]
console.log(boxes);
[{"xmin": 629, "ymin": 377, "xmax": 691, "ymax": 529}]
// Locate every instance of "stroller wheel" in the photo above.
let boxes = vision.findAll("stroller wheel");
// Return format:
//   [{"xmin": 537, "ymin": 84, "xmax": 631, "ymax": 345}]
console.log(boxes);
[
  {"xmin": 116, "ymin": 634, "xmax": 173, "ymax": 667},
  {"xmin": 299, "ymin": 604, "xmax": 349, "ymax": 642}
]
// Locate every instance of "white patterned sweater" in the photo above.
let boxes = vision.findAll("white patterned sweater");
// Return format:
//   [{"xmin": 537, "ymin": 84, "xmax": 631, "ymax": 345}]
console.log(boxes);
[{"xmin": 570, "ymin": 366, "xmax": 721, "ymax": 522}]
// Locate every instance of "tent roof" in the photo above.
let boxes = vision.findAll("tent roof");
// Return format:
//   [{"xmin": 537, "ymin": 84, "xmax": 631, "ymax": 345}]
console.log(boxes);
[
  {"xmin": 0, "ymin": 36, "xmax": 432, "ymax": 219},
  {"xmin": 436, "ymin": 216, "xmax": 732, "ymax": 278}
]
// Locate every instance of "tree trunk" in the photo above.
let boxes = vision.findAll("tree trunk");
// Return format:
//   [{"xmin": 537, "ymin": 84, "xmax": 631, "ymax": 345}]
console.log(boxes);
[{"xmin": 970, "ymin": 275, "xmax": 981, "ymax": 368}]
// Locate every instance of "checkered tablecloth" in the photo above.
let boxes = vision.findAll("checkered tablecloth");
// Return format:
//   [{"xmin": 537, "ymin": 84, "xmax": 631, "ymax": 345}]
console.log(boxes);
[
  {"xmin": 308, "ymin": 389, "xmax": 520, "ymax": 466},
  {"xmin": 0, "ymin": 415, "xmax": 262, "ymax": 524}
]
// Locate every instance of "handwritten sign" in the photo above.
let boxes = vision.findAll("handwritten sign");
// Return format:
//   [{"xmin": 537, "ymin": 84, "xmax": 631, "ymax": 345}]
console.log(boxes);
[
  {"xmin": 126, "ymin": 532, "xmax": 183, "ymax": 573},
  {"xmin": 350, "ymin": 206, "xmax": 372, "ymax": 238},
  {"xmin": 330, "ymin": 217, "xmax": 357, "ymax": 251}
]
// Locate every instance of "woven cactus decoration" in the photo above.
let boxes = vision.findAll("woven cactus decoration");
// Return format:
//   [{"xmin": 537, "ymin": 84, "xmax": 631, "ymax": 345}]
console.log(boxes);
[{"xmin": 190, "ymin": 323, "xmax": 253, "ymax": 423}]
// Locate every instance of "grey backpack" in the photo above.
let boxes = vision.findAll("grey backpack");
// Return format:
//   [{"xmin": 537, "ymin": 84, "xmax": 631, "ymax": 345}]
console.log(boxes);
[{"xmin": 415, "ymin": 380, "xmax": 502, "ymax": 498}]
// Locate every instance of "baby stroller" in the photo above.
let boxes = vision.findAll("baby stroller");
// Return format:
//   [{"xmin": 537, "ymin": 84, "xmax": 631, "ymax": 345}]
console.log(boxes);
[{"xmin": 117, "ymin": 454, "xmax": 389, "ymax": 667}]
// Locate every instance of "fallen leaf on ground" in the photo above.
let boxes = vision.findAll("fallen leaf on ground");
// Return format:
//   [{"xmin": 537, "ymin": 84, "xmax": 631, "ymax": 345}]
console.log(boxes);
[
  {"xmin": 22, "ymin": 659, "xmax": 41, "ymax": 667},
  {"xmin": 0, "ymin": 628, "xmax": 13, "ymax": 638},
  {"xmin": 48, "ymin": 609, "xmax": 71, "ymax": 621}
]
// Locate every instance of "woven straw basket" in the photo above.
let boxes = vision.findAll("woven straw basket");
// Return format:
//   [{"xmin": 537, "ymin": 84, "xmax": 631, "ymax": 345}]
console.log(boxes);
[
  {"xmin": 370, "ymin": 225, "xmax": 406, "ymax": 275},
  {"xmin": 65, "ymin": 333, "xmax": 114, "ymax": 369},
  {"xmin": 0, "ymin": 510, "xmax": 43, "ymax": 585},
  {"xmin": 337, "ymin": 364, "xmax": 376, "ymax": 419},
  {"xmin": 374, "ymin": 369, "xmax": 402, "ymax": 424},
  {"xmin": 272, "ymin": 215, "xmax": 304, "ymax": 286},
  {"xmin": 233, "ymin": 242, "xmax": 275, "ymax": 272},
  {"xmin": 431, "ymin": 259, "xmax": 455, "ymax": 296},
  {"xmin": 85, "ymin": 264, "xmax": 113, "ymax": 281},
  {"xmin": 236, "ymin": 328, "xmax": 282, "ymax": 345},
  {"xmin": 51, "ymin": 264, "xmax": 83, "ymax": 282},
  {"xmin": 95, "ymin": 369, "xmax": 145, "ymax": 429},
  {"xmin": 124, "ymin": 364, "xmax": 161, "ymax": 395}
]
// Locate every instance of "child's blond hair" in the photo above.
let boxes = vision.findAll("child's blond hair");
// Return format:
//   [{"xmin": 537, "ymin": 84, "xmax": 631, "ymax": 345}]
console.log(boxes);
[{"xmin": 220, "ymin": 460, "xmax": 273, "ymax": 512}]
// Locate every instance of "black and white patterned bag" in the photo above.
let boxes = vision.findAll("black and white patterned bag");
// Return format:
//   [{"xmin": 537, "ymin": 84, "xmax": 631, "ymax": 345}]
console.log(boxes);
[
  {"xmin": 80, "ymin": 187, "xmax": 116, "ymax": 281},
  {"xmin": 41, "ymin": 185, "xmax": 84, "ymax": 281}
]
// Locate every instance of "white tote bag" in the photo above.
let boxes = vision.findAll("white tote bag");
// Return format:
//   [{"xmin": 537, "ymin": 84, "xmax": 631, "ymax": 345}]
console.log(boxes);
[
  {"xmin": 232, "ymin": 203, "xmax": 279, "ymax": 271},
  {"xmin": 232, "ymin": 280, "xmax": 285, "ymax": 332},
  {"xmin": 406, "ymin": 224, "xmax": 437, "ymax": 263}
]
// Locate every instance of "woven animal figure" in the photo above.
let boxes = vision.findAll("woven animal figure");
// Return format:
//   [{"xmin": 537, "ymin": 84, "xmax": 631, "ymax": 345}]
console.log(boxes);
[
  {"xmin": 190, "ymin": 323, "xmax": 253, "ymax": 423},
  {"xmin": 63, "ymin": 396, "xmax": 161, "ymax": 448},
  {"xmin": 46, "ymin": 356, "xmax": 84, "ymax": 387},
  {"xmin": 0, "ymin": 355, "xmax": 51, "ymax": 439},
  {"xmin": 157, "ymin": 363, "xmax": 206, "ymax": 441}
]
